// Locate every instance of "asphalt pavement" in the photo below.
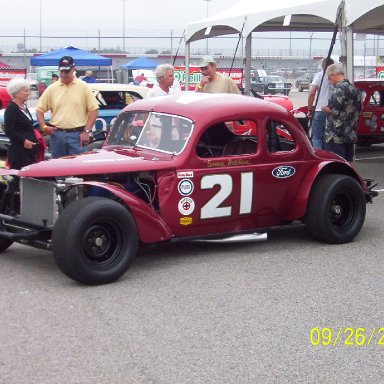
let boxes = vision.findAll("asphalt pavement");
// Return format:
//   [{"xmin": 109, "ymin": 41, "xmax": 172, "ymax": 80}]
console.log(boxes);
[{"xmin": 1, "ymin": 89, "xmax": 384, "ymax": 383}]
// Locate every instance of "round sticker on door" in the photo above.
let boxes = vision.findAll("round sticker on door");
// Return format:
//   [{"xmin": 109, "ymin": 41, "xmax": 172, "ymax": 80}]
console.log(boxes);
[
  {"xmin": 178, "ymin": 179, "xmax": 194, "ymax": 196},
  {"xmin": 178, "ymin": 197, "xmax": 195, "ymax": 215}
]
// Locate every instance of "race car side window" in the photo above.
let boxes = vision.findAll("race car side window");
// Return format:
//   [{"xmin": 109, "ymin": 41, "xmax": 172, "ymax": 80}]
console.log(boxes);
[
  {"xmin": 196, "ymin": 120, "xmax": 258, "ymax": 158},
  {"xmin": 369, "ymin": 90, "xmax": 384, "ymax": 107},
  {"xmin": 94, "ymin": 91, "xmax": 142, "ymax": 110},
  {"xmin": 266, "ymin": 120, "xmax": 296, "ymax": 153}
]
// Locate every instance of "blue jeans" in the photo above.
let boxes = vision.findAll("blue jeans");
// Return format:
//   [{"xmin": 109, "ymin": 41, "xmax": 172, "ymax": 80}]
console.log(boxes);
[
  {"xmin": 311, "ymin": 111, "xmax": 326, "ymax": 150},
  {"xmin": 50, "ymin": 131, "xmax": 85, "ymax": 159}
]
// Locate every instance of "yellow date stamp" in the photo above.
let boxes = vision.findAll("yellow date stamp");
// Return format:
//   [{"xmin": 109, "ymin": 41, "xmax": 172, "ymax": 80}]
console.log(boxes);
[{"xmin": 310, "ymin": 327, "xmax": 384, "ymax": 346}]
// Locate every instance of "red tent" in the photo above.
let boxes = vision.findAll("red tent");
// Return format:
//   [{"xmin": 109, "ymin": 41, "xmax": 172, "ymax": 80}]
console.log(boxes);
[{"xmin": 0, "ymin": 61, "xmax": 10, "ymax": 68}]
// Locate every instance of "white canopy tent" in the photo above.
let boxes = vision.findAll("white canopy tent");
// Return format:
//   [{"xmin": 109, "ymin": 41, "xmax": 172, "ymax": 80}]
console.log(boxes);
[{"xmin": 184, "ymin": 0, "xmax": 384, "ymax": 92}]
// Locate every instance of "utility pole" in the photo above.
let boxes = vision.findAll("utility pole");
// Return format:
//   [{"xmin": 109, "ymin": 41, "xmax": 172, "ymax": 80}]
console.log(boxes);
[
  {"xmin": 39, "ymin": 0, "xmax": 42, "ymax": 52},
  {"xmin": 122, "ymin": 0, "xmax": 127, "ymax": 53}
]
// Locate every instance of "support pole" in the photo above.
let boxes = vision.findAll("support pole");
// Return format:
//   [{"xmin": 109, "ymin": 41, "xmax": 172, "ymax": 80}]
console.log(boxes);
[{"xmin": 244, "ymin": 34, "xmax": 252, "ymax": 95}]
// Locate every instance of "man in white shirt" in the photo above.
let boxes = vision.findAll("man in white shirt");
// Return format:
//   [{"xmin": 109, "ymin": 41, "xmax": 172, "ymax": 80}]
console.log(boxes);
[
  {"xmin": 146, "ymin": 64, "xmax": 180, "ymax": 98},
  {"xmin": 307, "ymin": 58, "xmax": 334, "ymax": 149}
]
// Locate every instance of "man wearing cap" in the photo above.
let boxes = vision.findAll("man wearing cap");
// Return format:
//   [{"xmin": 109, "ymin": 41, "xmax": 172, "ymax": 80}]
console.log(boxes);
[
  {"xmin": 36, "ymin": 56, "xmax": 99, "ymax": 158},
  {"xmin": 195, "ymin": 55, "xmax": 240, "ymax": 94}
]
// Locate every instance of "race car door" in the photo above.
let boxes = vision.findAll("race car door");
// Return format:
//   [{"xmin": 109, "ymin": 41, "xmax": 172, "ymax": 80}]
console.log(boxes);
[{"xmin": 171, "ymin": 120, "xmax": 262, "ymax": 238}]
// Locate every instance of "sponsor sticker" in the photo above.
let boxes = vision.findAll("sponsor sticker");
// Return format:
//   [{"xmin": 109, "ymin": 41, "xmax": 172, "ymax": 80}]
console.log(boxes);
[
  {"xmin": 178, "ymin": 197, "xmax": 195, "ymax": 215},
  {"xmin": 272, "ymin": 165, "xmax": 296, "ymax": 179},
  {"xmin": 180, "ymin": 217, "xmax": 193, "ymax": 225},
  {"xmin": 177, "ymin": 171, "xmax": 194, "ymax": 178},
  {"xmin": 178, "ymin": 179, "xmax": 194, "ymax": 196}
]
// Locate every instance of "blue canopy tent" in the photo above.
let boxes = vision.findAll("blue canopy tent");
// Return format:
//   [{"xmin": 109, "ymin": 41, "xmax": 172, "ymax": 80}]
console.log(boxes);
[
  {"xmin": 121, "ymin": 57, "xmax": 158, "ymax": 84},
  {"xmin": 121, "ymin": 57, "xmax": 158, "ymax": 69},
  {"xmin": 30, "ymin": 46, "xmax": 112, "ymax": 66},
  {"xmin": 30, "ymin": 46, "xmax": 114, "ymax": 82}
]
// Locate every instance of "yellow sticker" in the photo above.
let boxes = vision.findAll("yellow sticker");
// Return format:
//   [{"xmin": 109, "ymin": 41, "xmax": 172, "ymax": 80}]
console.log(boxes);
[{"xmin": 180, "ymin": 217, "xmax": 193, "ymax": 225}]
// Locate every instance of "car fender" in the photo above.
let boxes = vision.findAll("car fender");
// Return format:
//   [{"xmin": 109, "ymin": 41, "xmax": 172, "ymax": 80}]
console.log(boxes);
[
  {"xmin": 72, "ymin": 181, "xmax": 173, "ymax": 244},
  {"xmin": 286, "ymin": 161, "xmax": 357, "ymax": 220}
]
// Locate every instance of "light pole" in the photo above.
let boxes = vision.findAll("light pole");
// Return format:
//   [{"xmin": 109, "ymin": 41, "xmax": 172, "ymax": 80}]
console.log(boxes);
[
  {"xmin": 39, "ymin": 0, "xmax": 42, "ymax": 52},
  {"xmin": 203, "ymin": 0, "xmax": 212, "ymax": 54},
  {"xmin": 122, "ymin": 0, "xmax": 127, "ymax": 53},
  {"xmin": 309, "ymin": 32, "xmax": 314, "ymax": 61}
]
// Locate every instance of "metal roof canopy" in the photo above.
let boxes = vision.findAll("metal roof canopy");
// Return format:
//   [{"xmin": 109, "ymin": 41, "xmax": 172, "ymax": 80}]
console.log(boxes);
[{"xmin": 184, "ymin": 0, "xmax": 384, "ymax": 92}]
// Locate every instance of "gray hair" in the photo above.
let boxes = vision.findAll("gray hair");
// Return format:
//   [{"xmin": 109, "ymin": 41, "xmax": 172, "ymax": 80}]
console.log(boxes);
[
  {"xmin": 7, "ymin": 78, "xmax": 30, "ymax": 98},
  {"xmin": 325, "ymin": 63, "xmax": 344, "ymax": 77},
  {"xmin": 155, "ymin": 64, "xmax": 174, "ymax": 83}
]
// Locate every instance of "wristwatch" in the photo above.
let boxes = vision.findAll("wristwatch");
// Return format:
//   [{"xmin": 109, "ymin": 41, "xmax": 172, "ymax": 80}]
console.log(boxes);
[{"xmin": 84, "ymin": 129, "xmax": 91, "ymax": 133}]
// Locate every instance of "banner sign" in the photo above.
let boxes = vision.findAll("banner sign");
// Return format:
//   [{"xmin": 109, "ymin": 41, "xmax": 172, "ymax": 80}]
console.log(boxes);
[{"xmin": 0, "ymin": 68, "xmax": 27, "ymax": 86}]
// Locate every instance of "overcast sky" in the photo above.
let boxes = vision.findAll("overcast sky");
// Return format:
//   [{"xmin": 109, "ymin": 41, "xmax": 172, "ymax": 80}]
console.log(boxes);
[
  {"xmin": 0, "ymin": 0, "xmax": 235, "ymax": 32},
  {"xmin": 0, "ymin": 0, "xmax": 373, "ymax": 55}
]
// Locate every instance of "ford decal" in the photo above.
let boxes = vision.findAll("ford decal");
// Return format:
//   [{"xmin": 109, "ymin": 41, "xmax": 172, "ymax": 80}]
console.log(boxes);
[{"xmin": 272, "ymin": 166, "xmax": 296, "ymax": 178}]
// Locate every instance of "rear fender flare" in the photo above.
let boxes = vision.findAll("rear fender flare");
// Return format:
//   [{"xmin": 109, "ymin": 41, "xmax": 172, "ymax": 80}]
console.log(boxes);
[{"xmin": 286, "ymin": 162, "xmax": 359, "ymax": 220}]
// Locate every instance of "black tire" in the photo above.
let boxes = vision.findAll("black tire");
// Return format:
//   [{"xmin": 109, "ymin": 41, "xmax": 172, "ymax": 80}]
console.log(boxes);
[
  {"xmin": 305, "ymin": 174, "xmax": 366, "ymax": 244},
  {"xmin": 0, "ymin": 238, "xmax": 13, "ymax": 252},
  {"xmin": 298, "ymin": 84, "xmax": 303, "ymax": 92},
  {"xmin": 52, "ymin": 197, "xmax": 138, "ymax": 285}
]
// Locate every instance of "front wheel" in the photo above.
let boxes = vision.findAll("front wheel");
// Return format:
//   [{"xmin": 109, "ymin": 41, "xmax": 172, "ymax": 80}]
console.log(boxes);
[
  {"xmin": 52, "ymin": 197, "xmax": 138, "ymax": 285},
  {"xmin": 305, "ymin": 174, "xmax": 366, "ymax": 244}
]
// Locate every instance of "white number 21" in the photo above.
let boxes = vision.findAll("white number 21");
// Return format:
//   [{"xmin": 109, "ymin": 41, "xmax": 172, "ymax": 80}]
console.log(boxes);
[{"xmin": 200, "ymin": 172, "xmax": 253, "ymax": 219}]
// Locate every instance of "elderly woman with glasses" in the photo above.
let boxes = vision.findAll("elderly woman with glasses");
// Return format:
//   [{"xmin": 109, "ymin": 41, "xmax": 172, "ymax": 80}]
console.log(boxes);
[{"xmin": 4, "ymin": 78, "xmax": 39, "ymax": 169}]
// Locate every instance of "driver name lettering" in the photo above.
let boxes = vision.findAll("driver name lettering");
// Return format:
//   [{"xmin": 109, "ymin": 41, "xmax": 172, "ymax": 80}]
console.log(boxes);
[{"xmin": 207, "ymin": 159, "xmax": 251, "ymax": 168}]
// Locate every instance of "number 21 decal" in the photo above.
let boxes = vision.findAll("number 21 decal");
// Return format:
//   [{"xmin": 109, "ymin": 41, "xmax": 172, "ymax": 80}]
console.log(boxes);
[{"xmin": 200, "ymin": 172, "xmax": 253, "ymax": 219}]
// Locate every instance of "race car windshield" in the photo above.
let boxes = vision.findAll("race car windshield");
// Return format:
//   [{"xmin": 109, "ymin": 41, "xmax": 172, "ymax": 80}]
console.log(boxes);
[
  {"xmin": 136, "ymin": 113, "xmax": 193, "ymax": 154},
  {"xmin": 106, "ymin": 111, "xmax": 193, "ymax": 154}
]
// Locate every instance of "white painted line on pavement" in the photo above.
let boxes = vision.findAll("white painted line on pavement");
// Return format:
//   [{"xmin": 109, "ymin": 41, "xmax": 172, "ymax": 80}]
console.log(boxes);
[{"xmin": 356, "ymin": 155, "xmax": 384, "ymax": 161}]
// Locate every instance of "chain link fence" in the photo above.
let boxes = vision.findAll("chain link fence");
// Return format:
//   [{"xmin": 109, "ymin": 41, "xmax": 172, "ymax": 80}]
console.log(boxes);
[{"xmin": 1, "ymin": 28, "xmax": 383, "ymax": 58}]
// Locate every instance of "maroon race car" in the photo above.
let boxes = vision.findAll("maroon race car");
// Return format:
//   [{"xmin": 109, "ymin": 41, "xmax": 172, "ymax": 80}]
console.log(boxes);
[
  {"xmin": 355, "ymin": 79, "xmax": 384, "ymax": 146},
  {"xmin": 0, "ymin": 93, "xmax": 377, "ymax": 285}
]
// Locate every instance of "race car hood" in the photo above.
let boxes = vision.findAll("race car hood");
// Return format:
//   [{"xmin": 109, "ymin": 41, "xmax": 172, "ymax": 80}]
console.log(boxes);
[{"xmin": 17, "ymin": 147, "xmax": 175, "ymax": 178}]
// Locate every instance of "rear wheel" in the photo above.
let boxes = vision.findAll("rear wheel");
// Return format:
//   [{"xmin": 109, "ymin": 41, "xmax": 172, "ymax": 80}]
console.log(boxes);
[
  {"xmin": 52, "ymin": 197, "xmax": 138, "ymax": 285},
  {"xmin": 305, "ymin": 174, "xmax": 366, "ymax": 244}
]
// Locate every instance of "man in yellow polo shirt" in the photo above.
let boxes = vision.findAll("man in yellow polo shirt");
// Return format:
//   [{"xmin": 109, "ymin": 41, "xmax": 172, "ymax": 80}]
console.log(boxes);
[{"xmin": 36, "ymin": 56, "xmax": 99, "ymax": 158}]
